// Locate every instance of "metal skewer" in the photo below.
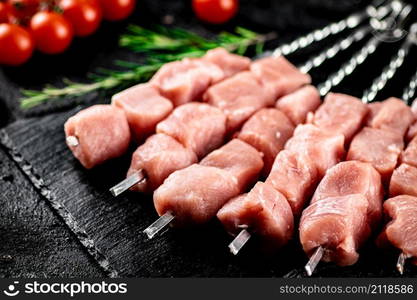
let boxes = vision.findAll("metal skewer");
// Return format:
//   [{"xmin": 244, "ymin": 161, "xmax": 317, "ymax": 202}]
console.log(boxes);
[
  {"xmin": 143, "ymin": 211, "xmax": 175, "ymax": 239},
  {"xmin": 318, "ymin": 1, "xmax": 408, "ymax": 96},
  {"xmin": 66, "ymin": 136, "xmax": 79, "ymax": 147},
  {"xmin": 305, "ymin": 246, "xmax": 324, "ymax": 276},
  {"xmin": 396, "ymin": 252, "xmax": 408, "ymax": 275},
  {"xmin": 272, "ymin": 0, "xmax": 392, "ymax": 57},
  {"xmin": 109, "ymin": 170, "xmax": 146, "ymax": 197},
  {"xmin": 228, "ymin": 227, "xmax": 251, "ymax": 255}
]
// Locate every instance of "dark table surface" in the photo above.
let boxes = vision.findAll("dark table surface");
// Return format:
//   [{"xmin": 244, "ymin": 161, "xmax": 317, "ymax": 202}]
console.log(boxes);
[{"xmin": 1, "ymin": 0, "xmax": 417, "ymax": 278}]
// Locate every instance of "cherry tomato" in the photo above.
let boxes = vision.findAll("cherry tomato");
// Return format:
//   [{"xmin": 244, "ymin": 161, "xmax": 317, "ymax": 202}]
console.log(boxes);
[
  {"xmin": 192, "ymin": 0, "xmax": 238, "ymax": 24},
  {"xmin": 59, "ymin": 0, "xmax": 102, "ymax": 37},
  {"xmin": 7, "ymin": 0, "xmax": 40, "ymax": 23},
  {"xmin": 0, "ymin": 23, "xmax": 34, "ymax": 65},
  {"xmin": 99, "ymin": 0, "xmax": 135, "ymax": 21},
  {"xmin": 0, "ymin": 2, "xmax": 10, "ymax": 23},
  {"xmin": 30, "ymin": 11, "xmax": 73, "ymax": 54}
]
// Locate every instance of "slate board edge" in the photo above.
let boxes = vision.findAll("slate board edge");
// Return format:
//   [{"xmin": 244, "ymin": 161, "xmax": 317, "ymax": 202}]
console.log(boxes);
[{"xmin": 0, "ymin": 129, "xmax": 118, "ymax": 278}]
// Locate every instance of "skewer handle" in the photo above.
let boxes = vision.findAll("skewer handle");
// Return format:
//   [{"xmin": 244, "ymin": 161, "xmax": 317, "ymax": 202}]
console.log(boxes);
[
  {"xmin": 299, "ymin": 25, "xmax": 372, "ymax": 74},
  {"xmin": 143, "ymin": 211, "xmax": 175, "ymax": 239},
  {"xmin": 305, "ymin": 246, "xmax": 324, "ymax": 276},
  {"xmin": 272, "ymin": 0, "xmax": 392, "ymax": 57},
  {"xmin": 228, "ymin": 228, "xmax": 251, "ymax": 256},
  {"xmin": 362, "ymin": 38, "xmax": 412, "ymax": 103},
  {"xmin": 109, "ymin": 170, "xmax": 145, "ymax": 197}
]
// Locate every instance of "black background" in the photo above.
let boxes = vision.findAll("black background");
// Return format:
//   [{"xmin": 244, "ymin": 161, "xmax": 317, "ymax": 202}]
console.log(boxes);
[{"xmin": 1, "ymin": 0, "xmax": 417, "ymax": 278}]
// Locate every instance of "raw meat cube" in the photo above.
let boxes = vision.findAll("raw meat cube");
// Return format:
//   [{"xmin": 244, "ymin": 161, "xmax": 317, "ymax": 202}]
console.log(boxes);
[
  {"xmin": 204, "ymin": 71, "xmax": 275, "ymax": 132},
  {"xmin": 369, "ymin": 97, "xmax": 414, "ymax": 137},
  {"xmin": 265, "ymin": 150, "xmax": 318, "ymax": 216},
  {"xmin": 217, "ymin": 182, "xmax": 294, "ymax": 249},
  {"xmin": 203, "ymin": 47, "xmax": 251, "ymax": 77},
  {"xmin": 237, "ymin": 108, "xmax": 295, "ymax": 175},
  {"xmin": 126, "ymin": 134, "xmax": 197, "ymax": 193},
  {"xmin": 401, "ymin": 135, "xmax": 417, "ymax": 168},
  {"xmin": 156, "ymin": 103, "xmax": 227, "ymax": 158},
  {"xmin": 64, "ymin": 105, "xmax": 130, "ymax": 169},
  {"xmin": 377, "ymin": 195, "xmax": 417, "ymax": 265},
  {"xmin": 250, "ymin": 56, "xmax": 311, "ymax": 99},
  {"xmin": 390, "ymin": 163, "xmax": 417, "ymax": 198},
  {"xmin": 275, "ymin": 85, "xmax": 321, "ymax": 125},
  {"xmin": 347, "ymin": 127, "xmax": 404, "ymax": 183},
  {"xmin": 200, "ymin": 139, "xmax": 264, "ymax": 192},
  {"xmin": 154, "ymin": 164, "xmax": 240, "ymax": 225},
  {"xmin": 151, "ymin": 58, "xmax": 225, "ymax": 106},
  {"xmin": 311, "ymin": 161, "xmax": 383, "ymax": 229},
  {"xmin": 112, "ymin": 83, "xmax": 173, "ymax": 141},
  {"xmin": 312, "ymin": 93, "xmax": 368, "ymax": 142},
  {"xmin": 300, "ymin": 194, "xmax": 371, "ymax": 266},
  {"xmin": 284, "ymin": 124, "xmax": 345, "ymax": 177}
]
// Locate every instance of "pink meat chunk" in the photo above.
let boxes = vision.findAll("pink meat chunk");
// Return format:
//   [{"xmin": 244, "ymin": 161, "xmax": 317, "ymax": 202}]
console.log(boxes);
[
  {"xmin": 412, "ymin": 98, "xmax": 417, "ymax": 115},
  {"xmin": 401, "ymin": 135, "xmax": 417, "ymax": 168},
  {"xmin": 111, "ymin": 83, "xmax": 173, "ymax": 142},
  {"xmin": 126, "ymin": 134, "xmax": 198, "ymax": 193},
  {"xmin": 203, "ymin": 47, "xmax": 251, "ymax": 77},
  {"xmin": 265, "ymin": 150, "xmax": 318, "ymax": 216},
  {"xmin": 311, "ymin": 161, "xmax": 383, "ymax": 229},
  {"xmin": 154, "ymin": 164, "xmax": 240, "ymax": 225},
  {"xmin": 217, "ymin": 182, "xmax": 294, "ymax": 249},
  {"xmin": 389, "ymin": 163, "xmax": 417, "ymax": 198},
  {"xmin": 312, "ymin": 93, "xmax": 368, "ymax": 142},
  {"xmin": 200, "ymin": 139, "xmax": 264, "ymax": 192},
  {"xmin": 64, "ymin": 105, "xmax": 130, "ymax": 169},
  {"xmin": 369, "ymin": 97, "xmax": 414, "ymax": 137},
  {"xmin": 237, "ymin": 108, "xmax": 295, "ymax": 175},
  {"xmin": 150, "ymin": 58, "xmax": 225, "ymax": 106},
  {"xmin": 365, "ymin": 102, "xmax": 383, "ymax": 126},
  {"xmin": 406, "ymin": 121, "xmax": 417, "ymax": 143},
  {"xmin": 275, "ymin": 85, "xmax": 321, "ymax": 125},
  {"xmin": 204, "ymin": 71, "xmax": 275, "ymax": 132},
  {"xmin": 156, "ymin": 103, "xmax": 226, "ymax": 158},
  {"xmin": 300, "ymin": 194, "xmax": 371, "ymax": 266},
  {"xmin": 284, "ymin": 124, "xmax": 345, "ymax": 177},
  {"xmin": 347, "ymin": 127, "xmax": 404, "ymax": 183},
  {"xmin": 378, "ymin": 195, "xmax": 417, "ymax": 265},
  {"xmin": 250, "ymin": 56, "xmax": 311, "ymax": 99}
]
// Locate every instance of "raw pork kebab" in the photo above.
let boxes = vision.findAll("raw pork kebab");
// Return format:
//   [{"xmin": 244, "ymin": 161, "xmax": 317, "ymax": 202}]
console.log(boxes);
[
  {"xmin": 63, "ymin": 47, "xmax": 417, "ymax": 275},
  {"xmin": 378, "ymin": 99, "xmax": 417, "ymax": 274},
  {"xmin": 300, "ymin": 97, "xmax": 415, "ymax": 275},
  {"xmin": 64, "ymin": 48, "xmax": 310, "ymax": 198}
]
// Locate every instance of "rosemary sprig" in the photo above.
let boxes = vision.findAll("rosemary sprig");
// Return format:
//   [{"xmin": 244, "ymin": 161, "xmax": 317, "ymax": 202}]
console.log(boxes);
[{"xmin": 20, "ymin": 26, "xmax": 275, "ymax": 109}]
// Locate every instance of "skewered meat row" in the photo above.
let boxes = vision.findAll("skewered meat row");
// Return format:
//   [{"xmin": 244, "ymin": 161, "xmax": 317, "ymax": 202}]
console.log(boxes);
[
  {"xmin": 217, "ymin": 93, "xmax": 363, "ymax": 252},
  {"xmin": 378, "ymin": 102, "xmax": 417, "ymax": 273},
  {"xmin": 64, "ymin": 48, "xmax": 252, "ymax": 169},
  {"xmin": 65, "ymin": 49, "xmax": 310, "ymax": 175},
  {"xmin": 300, "ymin": 97, "xmax": 415, "ymax": 273}
]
